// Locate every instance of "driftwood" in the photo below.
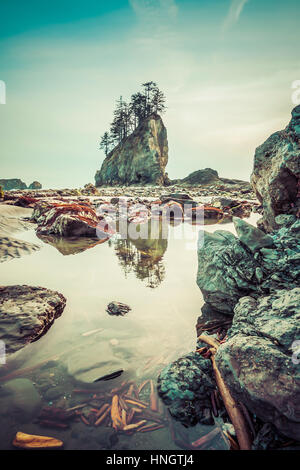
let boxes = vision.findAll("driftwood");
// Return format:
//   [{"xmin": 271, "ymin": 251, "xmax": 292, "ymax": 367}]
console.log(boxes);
[
  {"xmin": 13, "ymin": 432, "xmax": 63, "ymax": 449},
  {"xmin": 197, "ymin": 334, "xmax": 252, "ymax": 450}
]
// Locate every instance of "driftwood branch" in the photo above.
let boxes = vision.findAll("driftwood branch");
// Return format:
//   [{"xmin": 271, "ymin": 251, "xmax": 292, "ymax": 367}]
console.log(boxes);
[{"xmin": 197, "ymin": 334, "xmax": 252, "ymax": 450}]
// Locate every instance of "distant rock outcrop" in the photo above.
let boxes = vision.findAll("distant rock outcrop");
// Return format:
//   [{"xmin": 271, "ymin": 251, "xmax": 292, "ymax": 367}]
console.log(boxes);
[
  {"xmin": 171, "ymin": 169, "xmax": 252, "ymax": 192},
  {"xmin": 95, "ymin": 113, "xmax": 168, "ymax": 186},
  {"xmin": 181, "ymin": 168, "xmax": 219, "ymax": 185},
  {"xmin": 28, "ymin": 181, "xmax": 42, "ymax": 190},
  {"xmin": 251, "ymin": 105, "xmax": 300, "ymax": 232},
  {"xmin": 0, "ymin": 179, "xmax": 27, "ymax": 190}
]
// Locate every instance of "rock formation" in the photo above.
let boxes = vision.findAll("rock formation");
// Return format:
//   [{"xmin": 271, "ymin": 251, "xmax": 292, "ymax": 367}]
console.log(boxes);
[
  {"xmin": 215, "ymin": 289, "xmax": 300, "ymax": 440},
  {"xmin": 31, "ymin": 200, "xmax": 114, "ymax": 238},
  {"xmin": 193, "ymin": 108, "xmax": 300, "ymax": 441},
  {"xmin": 0, "ymin": 179, "xmax": 27, "ymax": 190},
  {"xmin": 251, "ymin": 105, "xmax": 300, "ymax": 232},
  {"xmin": 28, "ymin": 181, "xmax": 42, "ymax": 190},
  {"xmin": 157, "ymin": 352, "xmax": 215, "ymax": 426},
  {"xmin": 196, "ymin": 217, "xmax": 299, "ymax": 315},
  {"xmin": 180, "ymin": 168, "xmax": 219, "ymax": 185},
  {"xmin": 95, "ymin": 113, "xmax": 168, "ymax": 186},
  {"xmin": 0, "ymin": 285, "xmax": 66, "ymax": 354}
]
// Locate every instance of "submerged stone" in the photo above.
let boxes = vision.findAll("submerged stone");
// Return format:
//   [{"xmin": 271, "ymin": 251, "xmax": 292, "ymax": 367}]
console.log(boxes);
[
  {"xmin": 0, "ymin": 378, "xmax": 42, "ymax": 423},
  {"xmin": 157, "ymin": 352, "xmax": 215, "ymax": 426}
]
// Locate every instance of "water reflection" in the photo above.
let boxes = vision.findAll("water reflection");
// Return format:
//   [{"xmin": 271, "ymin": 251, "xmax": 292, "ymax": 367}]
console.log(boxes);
[
  {"xmin": 111, "ymin": 218, "xmax": 168, "ymax": 288},
  {"xmin": 37, "ymin": 234, "xmax": 107, "ymax": 255}
]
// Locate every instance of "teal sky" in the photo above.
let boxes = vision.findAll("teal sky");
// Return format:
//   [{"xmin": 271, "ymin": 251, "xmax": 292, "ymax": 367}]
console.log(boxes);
[{"xmin": 0, "ymin": 0, "xmax": 299, "ymax": 188}]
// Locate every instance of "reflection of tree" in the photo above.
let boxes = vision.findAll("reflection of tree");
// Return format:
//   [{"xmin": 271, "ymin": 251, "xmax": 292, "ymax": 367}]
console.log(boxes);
[{"xmin": 112, "ymin": 220, "xmax": 168, "ymax": 288}]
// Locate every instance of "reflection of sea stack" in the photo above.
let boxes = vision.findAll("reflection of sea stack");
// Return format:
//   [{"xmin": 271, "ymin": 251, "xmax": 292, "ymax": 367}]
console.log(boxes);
[{"xmin": 113, "ymin": 219, "xmax": 168, "ymax": 288}]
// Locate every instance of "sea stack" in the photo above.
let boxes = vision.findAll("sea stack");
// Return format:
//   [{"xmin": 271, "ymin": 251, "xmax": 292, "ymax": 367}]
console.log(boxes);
[{"xmin": 95, "ymin": 113, "xmax": 169, "ymax": 186}]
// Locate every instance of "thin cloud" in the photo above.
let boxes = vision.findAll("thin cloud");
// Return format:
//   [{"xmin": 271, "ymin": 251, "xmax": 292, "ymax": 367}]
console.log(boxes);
[
  {"xmin": 222, "ymin": 0, "xmax": 249, "ymax": 32},
  {"xmin": 129, "ymin": 0, "xmax": 178, "ymax": 22}
]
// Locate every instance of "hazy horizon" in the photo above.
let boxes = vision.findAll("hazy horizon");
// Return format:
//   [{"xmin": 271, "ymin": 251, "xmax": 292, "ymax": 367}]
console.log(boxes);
[{"xmin": 1, "ymin": 0, "xmax": 299, "ymax": 189}]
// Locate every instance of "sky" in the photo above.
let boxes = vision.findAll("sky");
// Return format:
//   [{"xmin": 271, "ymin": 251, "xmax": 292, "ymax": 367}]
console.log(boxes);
[{"xmin": 0, "ymin": 0, "xmax": 299, "ymax": 188}]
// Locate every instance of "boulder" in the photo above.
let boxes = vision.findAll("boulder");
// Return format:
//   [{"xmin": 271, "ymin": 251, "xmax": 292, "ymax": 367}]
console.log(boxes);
[
  {"xmin": 95, "ymin": 113, "xmax": 168, "ymax": 186},
  {"xmin": 0, "ymin": 179, "xmax": 27, "ymax": 190},
  {"xmin": 196, "ymin": 218, "xmax": 300, "ymax": 315},
  {"xmin": 251, "ymin": 105, "xmax": 300, "ymax": 232},
  {"xmin": 0, "ymin": 285, "xmax": 66, "ymax": 354},
  {"xmin": 215, "ymin": 289, "xmax": 300, "ymax": 440},
  {"xmin": 31, "ymin": 200, "xmax": 112, "ymax": 238},
  {"xmin": 157, "ymin": 352, "xmax": 215, "ymax": 426},
  {"xmin": 232, "ymin": 217, "xmax": 274, "ymax": 252}
]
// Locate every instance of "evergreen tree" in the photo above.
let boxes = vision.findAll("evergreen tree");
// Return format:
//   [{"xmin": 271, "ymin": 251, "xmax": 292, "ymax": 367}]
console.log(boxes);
[
  {"xmin": 99, "ymin": 131, "xmax": 113, "ymax": 156},
  {"xmin": 130, "ymin": 92, "xmax": 147, "ymax": 127},
  {"xmin": 142, "ymin": 81, "xmax": 157, "ymax": 116},
  {"xmin": 99, "ymin": 82, "xmax": 166, "ymax": 156},
  {"xmin": 151, "ymin": 88, "xmax": 166, "ymax": 114}
]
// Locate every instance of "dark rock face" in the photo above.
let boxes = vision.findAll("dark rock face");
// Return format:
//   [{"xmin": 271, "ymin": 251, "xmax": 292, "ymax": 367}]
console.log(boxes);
[
  {"xmin": 95, "ymin": 114, "xmax": 168, "ymax": 186},
  {"xmin": 181, "ymin": 168, "xmax": 219, "ymax": 185},
  {"xmin": 0, "ymin": 179, "xmax": 27, "ymax": 190},
  {"xmin": 215, "ymin": 289, "xmax": 300, "ymax": 440},
  {"xmin": 157, "ymin": 352, "xmax": 215, "ymax": 426},
  {"xmin": 251, "ymin": 105, "xmax": 300, "ymax": 232},
  {"xmin": 196, "ymin": 217, "xmax": 300, "ymax": 315},
  {"xmin": 0, "ymin": 285, "xmax": 66, "ymax": 354},
  {"xmin": 28, "ymin": 181, "xmax": 42, "ymax": 190}
]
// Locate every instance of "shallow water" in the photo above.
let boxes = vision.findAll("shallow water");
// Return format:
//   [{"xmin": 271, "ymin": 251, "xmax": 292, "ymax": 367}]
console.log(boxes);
[{"xmin": 0, "ymin": 212, "xmax": 260, "ymax": 450}]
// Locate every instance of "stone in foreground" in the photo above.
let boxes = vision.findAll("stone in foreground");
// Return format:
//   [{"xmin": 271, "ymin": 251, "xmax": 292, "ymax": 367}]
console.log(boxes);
[
  {"xmin": 157, "ymin": 352, "xmax": 215, "ymax": 426},
  {"xmin": 95, "ymin": 113, "xmax": 168, "ymax": 186},
  {"xmin": 0, "ymin": 285, "xmax": 66, "ymax": 354},
  {"xmin": 232, "ymin": 216, "xmax": 274, "ymax": 252},
  {"xmin": 197, "ymin": 218, "xmax": 300, "ymax": 315},
  {"xmin": 215, "ymin": 288, "xmax": 300, "ymax": 440},
  {"xmin": 32, "ymin": 200, "xmax": 105, "ymax": 238}
]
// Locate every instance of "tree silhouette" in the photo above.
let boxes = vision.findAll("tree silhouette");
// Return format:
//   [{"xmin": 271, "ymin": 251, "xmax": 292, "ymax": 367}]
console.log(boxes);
[
  {"xmin": 99, "ymin": 82, "xmax": 166, "ymax": 155},
  {"xmin": 99, "ymin": 131, "xmax": 113, "ymax": 156}
]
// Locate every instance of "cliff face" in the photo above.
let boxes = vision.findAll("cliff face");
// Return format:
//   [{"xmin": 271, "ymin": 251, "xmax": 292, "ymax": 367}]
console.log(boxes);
[
  {"xmin": 95, "ymin": 113, "xmax": 168, "ymax": 186},
  {"xmin": 251, "ymin": 105, "xmax": 300, "ymax": 232}
]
